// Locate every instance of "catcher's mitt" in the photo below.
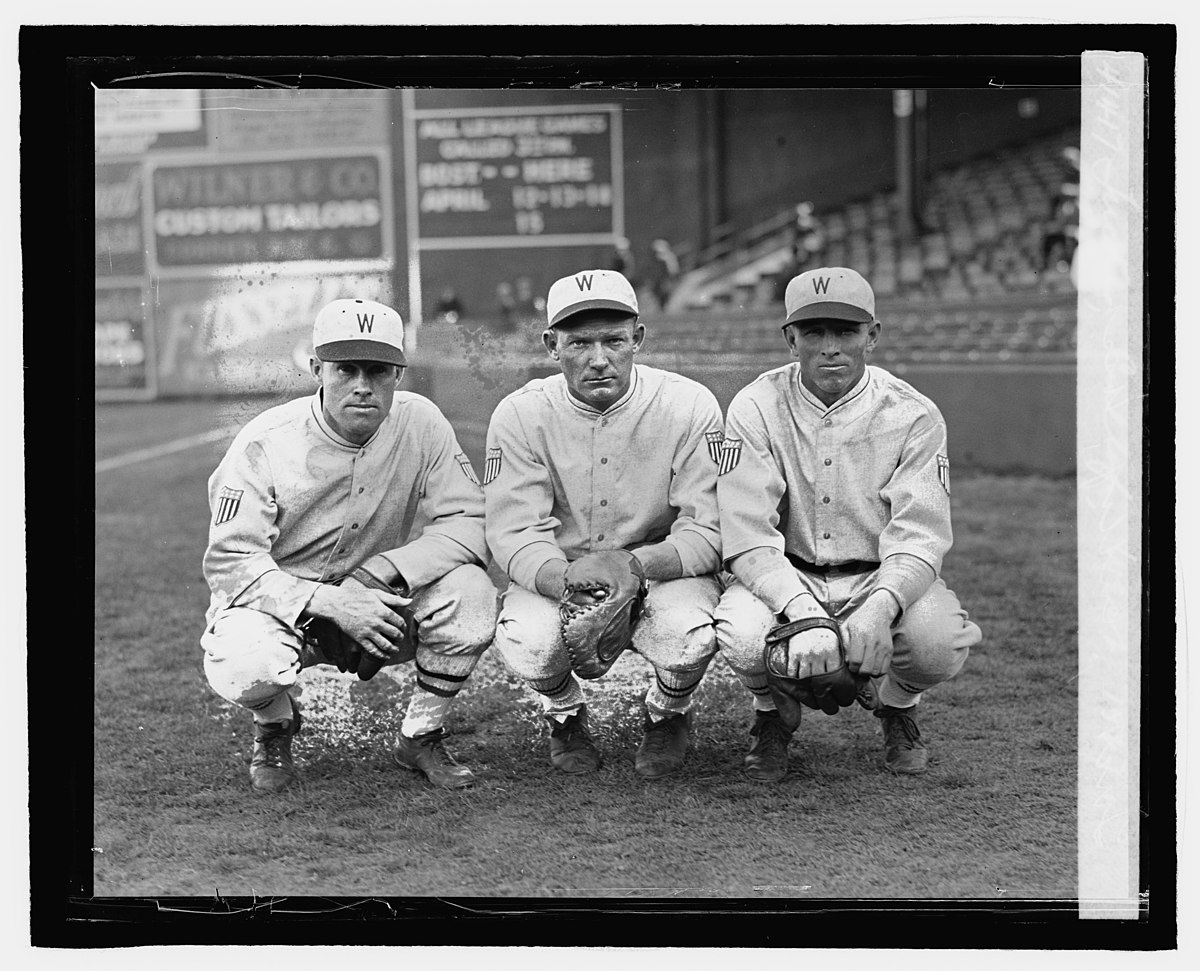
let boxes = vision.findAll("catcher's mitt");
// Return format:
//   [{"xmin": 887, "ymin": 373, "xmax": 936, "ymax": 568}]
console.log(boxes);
[
  {"xmin": 763, "ymin": 615, "xmax": 866, "ymax": 728},
  {"xmin": 301, "ymin": 567, "xmax": 417, "ymax": 681},
  {"xmin": 559, "ymin": 550, "xmax": 649, "ymax": 680}
]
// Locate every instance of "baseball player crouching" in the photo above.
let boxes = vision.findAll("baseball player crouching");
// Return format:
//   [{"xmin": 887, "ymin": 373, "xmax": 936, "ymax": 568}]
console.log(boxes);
[
  {"xmin": 714, "ymin": 267, "xmax": 983, "ymax": 781},
  {"xmin": 200, "ymin": 299, "xmax": 498, "ymax": 793},
  {"xmin": 484, "ymin": 269, "xmax": 725, "ymax": 779}
]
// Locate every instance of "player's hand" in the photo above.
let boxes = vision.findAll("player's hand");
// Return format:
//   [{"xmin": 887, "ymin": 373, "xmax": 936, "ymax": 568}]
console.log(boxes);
[
  {"xmin": 308, "ymin": 580, "xmax": 413, "ymax": 660},
  {"xmin": 843, "ymin": 591, "xmax": 898, "ymax": 677},
  {"xmin": 776, "ymin": 592, "xmax": 842, "ymax": 679}
]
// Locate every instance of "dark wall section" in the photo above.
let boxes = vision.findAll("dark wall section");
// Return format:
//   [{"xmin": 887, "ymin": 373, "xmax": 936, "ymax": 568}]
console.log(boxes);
[{"xmin": 722, "ymin": 89, "xmax": 895, "ymax": 223}]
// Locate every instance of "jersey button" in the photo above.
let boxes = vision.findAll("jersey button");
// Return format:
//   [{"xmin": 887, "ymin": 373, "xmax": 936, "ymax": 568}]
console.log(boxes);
[
  {"xmin": 600, "ymin": 499, "xmax": 608, "ymax": 507},
  {"xmin": 351, "ymin": 523, "xmax": 359, "ymax": 529},
  {"xmin": 824, "ymin": 419, "xmax": 832, "ymax": 427},
  {"xmin": 597, "ymin": 534, "xmax": 605, "ymax": 541},
  {"xmin": 600, "ymin": 457, "xmax": 608, "ymax": 464},
  {"xmin": 822, "ymin": 496, "xmax": 830, "ymax": 504},
  {"xmin": 823, "ymin": 532, "xmax": 831, "ymax": 539},
  {"xmin": 358, "ymin": 487, "xmax": 365, "ymax": 493},
  {"xmin": 824, "ymin": 458, "xmax": 832, "ymax": 466}
]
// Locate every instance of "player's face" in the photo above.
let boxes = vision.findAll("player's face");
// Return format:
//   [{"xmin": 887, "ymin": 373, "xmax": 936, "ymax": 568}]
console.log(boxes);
[
  {"xmin": 311, "ymin": 359, "xmax": 403, "ymax": 444},
  {"xmin": 785, "ymin": 318, "xmax": 880, "ymax": 406},
  {"xmin": 545, "ymin": 314, "xmax": 644, "ymax": 412}
]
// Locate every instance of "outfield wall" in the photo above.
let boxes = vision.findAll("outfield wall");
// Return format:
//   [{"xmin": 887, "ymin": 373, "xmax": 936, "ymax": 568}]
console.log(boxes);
[{"xmin": 405, "ymin": 350, "xmax": 1076, "ymax": 477}]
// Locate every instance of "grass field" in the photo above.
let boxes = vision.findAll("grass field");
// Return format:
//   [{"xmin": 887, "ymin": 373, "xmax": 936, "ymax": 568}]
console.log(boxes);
[{"xmin": 93, "ymin": 396, "xmax": 1078, "ymax": 899}]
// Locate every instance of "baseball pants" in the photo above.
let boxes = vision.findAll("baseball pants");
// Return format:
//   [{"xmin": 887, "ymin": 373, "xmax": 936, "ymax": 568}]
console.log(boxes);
[
  {"xmin": 715, "ymin": 570, "xmax": 981, "ymax": 711},
  {"xmin": 202, "ymin": 564, "xmax": 498, "ymax": 723},
  {"xmin": 493, "ymin": 575, "xmax": 722, "ymax": 719}
]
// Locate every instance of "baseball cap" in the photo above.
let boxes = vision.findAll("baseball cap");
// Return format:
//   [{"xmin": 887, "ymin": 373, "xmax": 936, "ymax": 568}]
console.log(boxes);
[
  {"xmin": 313, "ymin": 298, "xmax": 406, "ymax": 366},
  {"xmin": 783, "ymin": 267, "xmax": 875, "ymax": 328},
  {"xmin": 546, "ymin": 269, "xmax": 639, "ymax": 327}
]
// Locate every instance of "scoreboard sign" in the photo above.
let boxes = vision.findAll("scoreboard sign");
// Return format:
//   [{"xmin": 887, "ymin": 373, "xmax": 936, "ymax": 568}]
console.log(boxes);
[
  {"xmin": 148, "ymin": 152, "xmax": 390, "ymax": 270},
  {"xmin": 410, "ymin": 105, "xmax": 623, "ymax": 248}
]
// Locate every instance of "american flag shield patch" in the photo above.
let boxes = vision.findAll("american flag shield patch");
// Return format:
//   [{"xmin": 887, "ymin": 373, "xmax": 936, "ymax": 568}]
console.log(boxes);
[
  {"xmin": 455, "ymin": 452, "xmax": 480, "ymax": 485},
  {"xmin": 937, "ymin": 454, "xmax": 951, "ymax": 494},
  {"xmin": 214, "ymin": 487, "xmax": 244, "ymax": 525},
  {"xmin": 483, "ymin": 447, "xmax": 503, "ymax": 485},
  {"xmin": 705, "ymin": 430, "xmax": 724, "ymax": 464},
  {"xmin": 717, "ymin": 438, "xmax": 743, "ymax": 476}
]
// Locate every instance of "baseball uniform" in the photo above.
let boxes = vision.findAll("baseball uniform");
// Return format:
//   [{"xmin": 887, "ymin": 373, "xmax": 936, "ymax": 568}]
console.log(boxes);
[
  {"xmin": 713, "ymin": 265, "xmax": 982, "ymax": 780},
  {"xmin": 201, "ymin": 297, "xmax": 498, "ymax": 793},
  {"xmin": 715, "ymin": 361, "xmax": 981, "ymax": 709},
  {"xmin": 201, "ymin": 388, "xmax": 497, "ymax": 715},
  {"xmin": 485, "ymin": 362, "xmax": 725, "ymax": 720}
]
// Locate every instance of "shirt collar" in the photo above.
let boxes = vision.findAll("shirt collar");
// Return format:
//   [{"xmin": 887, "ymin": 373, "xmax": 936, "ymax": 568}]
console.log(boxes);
[
  {"xmin": 793, "ymin": 365, "xmax": 872, "ymax": 416},
  {"xmin": 566, "ymin": 364, "xmax": 641, "ymax": 418},
  {"xmin": 310, "ymin": 389, "xmax": 389, "ymax": 449}
]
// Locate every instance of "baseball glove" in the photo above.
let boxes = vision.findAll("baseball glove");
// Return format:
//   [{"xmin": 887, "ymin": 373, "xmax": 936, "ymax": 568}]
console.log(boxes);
[
  {"xmin": 301, "ymin": 567, "xmax": 417, "ymax": 681},
  {"xmin": 763, "ymin": 615, "xmax": 864, "ymax": 728},
  {"xmin": 559, "ymin": 550, "xmax": 649, "ymax": 680}
]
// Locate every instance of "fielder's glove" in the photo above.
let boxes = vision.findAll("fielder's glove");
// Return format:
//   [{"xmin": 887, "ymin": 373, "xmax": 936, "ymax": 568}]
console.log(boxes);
[
  {"xmin": 559, "ymin": 550, "xmax": 649, "ymax": 680},
  {"xmin": 763, "ymin": 615, "xmax": 864, "ymax": 728},
  {"xmin": 301, "ymin": 567, "xmax": 418, "ymax": 681}
]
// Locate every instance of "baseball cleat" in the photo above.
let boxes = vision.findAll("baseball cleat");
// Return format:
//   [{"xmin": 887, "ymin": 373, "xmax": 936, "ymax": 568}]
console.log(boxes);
[
  {"xmin": 547, "ymin": 708, "xmax": 602, "ymax": 774},
  {"xmin": 393, "ymin": 728, "xmax": 476, "ymax": 788},
  {"xmin": 250, "ymin": 701, "xmax": 302, "ymax": 793},
  {"xmin": 875, "ymin": 704, "xmax": 929, "ymax": 775},
  {"xmin": 634, "ymin": 711, "xmax": 691, "ymax": 779},
  {"xmin": 743, "ymin": 709, "xmax": 792, "ymax": 783}
]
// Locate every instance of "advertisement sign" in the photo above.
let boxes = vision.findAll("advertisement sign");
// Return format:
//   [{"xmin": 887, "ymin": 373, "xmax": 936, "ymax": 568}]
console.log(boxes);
[
  {"xmin": 151, "ymin": 273, "xmax": 392, "ymax": 397},
  {"xmin": 96, "ymin": 286, "xmax": 153, "ymax": 398},
  {"xmin": 410, "ymin": 105, "xmax": 622, "ymax": 248},
  {"xmin": 95, "ymin": 162, "xmax": 145, "ymax": 278},
  {"xmin": 148, "ymin": 152, "xmax": 389, "ymax": 270}
]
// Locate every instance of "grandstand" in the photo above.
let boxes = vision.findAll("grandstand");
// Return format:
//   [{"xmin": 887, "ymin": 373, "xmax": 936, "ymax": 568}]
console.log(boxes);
[{"xmin": 669, "ymin": 128, "xmax": 1080, "ymax": 318}]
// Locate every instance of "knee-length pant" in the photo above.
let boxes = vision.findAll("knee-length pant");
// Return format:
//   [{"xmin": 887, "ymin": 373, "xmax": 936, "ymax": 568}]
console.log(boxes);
[
  {"xmin": 714, "ymin": 569, "xmax": 981, "ymax": 709},
  {"xmin": 202, "ymin": 564, "xmax": 499, "ymax": 718},
  {"xmin": 493, "ymin": 575, "xmax": 722, "ymax": 718}
]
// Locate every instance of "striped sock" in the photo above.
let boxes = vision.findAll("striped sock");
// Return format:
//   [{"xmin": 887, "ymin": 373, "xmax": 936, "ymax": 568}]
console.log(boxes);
[
  {"xmin": 529, "ymin": 670, "xmax": 585, "ymax": 720},
  {"xmin": 400, "ymin": 687, "xmax": 455, "ymax": 737},
  {"xmin": 878, "ymin": 674, "xmax": 924, "ymax": 709},
  {"xmin": 248, "ymin": 691, "xmax": 294, "ymax": 725},
  {"xmin": 645, "ymin": 666, "xmax": 706, "ymax": 719},
  {"xmin": 726, "ymin": 663, "xmax": 777, "ymax": 712}
]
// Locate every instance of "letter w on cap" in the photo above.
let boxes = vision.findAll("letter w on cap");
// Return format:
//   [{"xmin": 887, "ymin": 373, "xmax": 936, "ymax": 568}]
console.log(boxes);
[
  {"xmin": 812, "ymin": 276, "xmax": 830, "ymax": 295},
  {"xmin": 574, "ymin": 274, "xmax": 594, "ymax": 291},
  {"xmin": 357, "ymin": 313, "xmax": 374, "ymax": 332}
]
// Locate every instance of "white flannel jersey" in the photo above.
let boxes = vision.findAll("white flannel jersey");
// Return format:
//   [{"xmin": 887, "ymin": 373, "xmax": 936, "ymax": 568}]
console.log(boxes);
[
  {"xmin": 718, "ymin": 364, "xmax": 953, "ymax": 613},
  {"xmin": 203, "ymin": 390, "xmax": 488, "ymax": 628},
  {"xmin": 485, "ymin": 364, "xmax": 723, "ymax": 590}
]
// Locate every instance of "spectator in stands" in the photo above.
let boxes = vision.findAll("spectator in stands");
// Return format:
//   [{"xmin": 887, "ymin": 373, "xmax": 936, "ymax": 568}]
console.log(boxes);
[
  {"xmin": 775, "ymin": 202, "xmax": 826, "ymax": 303},
  {"xmin": 433, "ymin": 287, "xmax": 465, "ymax": 325},
  {"xmin": 1041, "ymin": 146, "xmax": 1080, "ymax": 277},
  {"xmin": 513, "ymin": 276, "xmax": 545, "ymax": 327},
  {"xmin": 648, "ymin": 238, "xmax": 681, "ymax": 311},
  {"xmin": 494, "ymin": 281, "xmax": 518, "ymax": 333},
  {"xmin": 791, "ymin": 202, "xmax": 825, "ymax": 273},
  {"xmin": 610, "ymin": 236, "xmax": 640, "ymax": 291}
]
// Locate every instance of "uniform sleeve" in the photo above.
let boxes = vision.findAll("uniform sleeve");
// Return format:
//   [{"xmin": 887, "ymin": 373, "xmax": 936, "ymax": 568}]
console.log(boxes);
[
  {"xmin": 381, "ymin": 408, "xmax": 489, "ymax": 592},
  {"xmin": 484, "ymin": 397, "xmax": 567, "ymax": 590},
  {"xmin": 877, "ymin": 406, "xmax": 953, "ymax": 574},
  {"xmin": 718, "ymin": 391, "xmax": 809, "ymax": 613},
  {"xmin": 661, "ymin": 387, "xmax": 722, "ymax": 575},
  {"xmin": 202, "ymin": 436, "xmax": 320, "ymax": 628}
]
